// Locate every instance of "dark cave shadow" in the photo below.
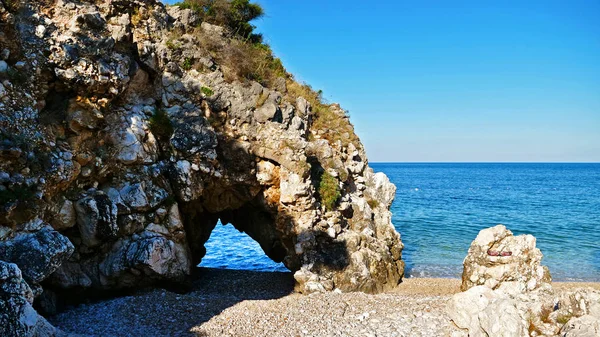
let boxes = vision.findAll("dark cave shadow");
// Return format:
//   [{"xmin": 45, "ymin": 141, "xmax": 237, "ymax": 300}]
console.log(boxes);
[{"xmin": 47, "ymin": 268, "xmax": 294, "ymax": 337}]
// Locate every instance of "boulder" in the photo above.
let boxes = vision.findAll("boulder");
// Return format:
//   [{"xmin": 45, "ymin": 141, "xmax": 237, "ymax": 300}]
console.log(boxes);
[
  {"xmin": 111, "ymin": 110, "xmax": 158, "ymax": 165},
  {"xmin": 478, "ymin": 297, "xmax": 526, "ymax": 337},
  {"xmin": 461, "ymin": 224, "xmax": 551, "ymax": 292},
  {"xmin": 450, "ymin": 226, "xmax": 600, "ymax": 337},
  {"xmin": 256, "ymin": 160, "xmax": 279, "ymax": 185},
  {"xmin": 447, "ymin": 286, "xmax": 527, "ymax": 337},
  {"xmin": 0, "ymin": 228, "xmax": 74, "ymax": 285},
  {"xmin": 447, "ymin": 285, "xmax": 526, "ymax": 337},
  {"xmin": 52, "ymin": 200, "xmax": 77, "ymax": 231},
  {"xmin": 200, "ymin": 22, "xmax": 225, "ymax": 36},
  {"xmin": 99, "ymin": 231, "xmax": 191, "ymax": 287},
  {"xmin": 170, "ymin": 115, "xmax": 217, "ymax": 158},
  {"xmin": 119, "ymin": 183, "xmax": 150, "ymax": 212},
  {"xmin": 296, "ymin": 97, "xmax": 310, "ymax": 117},
  {"xmin": 255, "ymin": 102, "xmax": 279, "ymax": 123},
  {"xmin": 0, "ymin": 261, "xmax": 61, "ymax": 337},
  {"xmin": 167, "ymin": 6, "xmax": 200, "ymax": 29}
]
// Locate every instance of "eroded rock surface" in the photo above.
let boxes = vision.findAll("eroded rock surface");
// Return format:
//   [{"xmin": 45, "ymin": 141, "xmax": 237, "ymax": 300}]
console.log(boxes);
[
  {"xmin": 0, "ymin": 261, "xmax": 61, "ymax": 337},
  {"xmin": 0, "ymin": 224, "xmax": 74, "ymax": 286},
  {"xmin": 450, "ymin": 284, "xmax": 600, "ymax": 337},
  {"xmin": 0, "ymin": 0, "xmax": 404, "ymax": 332},
  {"xmin": 450, "ymin": 226, "xmax": 600, "ymax": 337},
  {"xmin": 461, "ymin": 224, "xmax": 551, "ymax": 292}
]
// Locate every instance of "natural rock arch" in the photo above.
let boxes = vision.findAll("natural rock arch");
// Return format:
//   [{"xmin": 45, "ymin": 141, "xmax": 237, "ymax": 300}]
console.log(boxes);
[
  {"xmin": 189, "ymin": 206, "xmax": 295, "ymax": 271},
  {"xmin": 0, "ymin": 0, "xmax": 405, "ymax": 333}
]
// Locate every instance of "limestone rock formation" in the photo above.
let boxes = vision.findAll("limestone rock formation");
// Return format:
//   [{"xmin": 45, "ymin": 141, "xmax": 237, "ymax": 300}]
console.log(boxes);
[
  {"xmin": 0, "ymin": 223, "xmax": 74, "ymax": 288},
  {"xmin": 450, "ymin": 284, "xmax": 600, "ymax": 337},
  {"xmin": 461, "ymin": 224, "xmax": 551, "ymax": 292},
  {"xmin": 448, "ymin": 285, "xmax": 527, "ymax": 337},
  {"xmin": 561, "ymin": 315, "xmax": 600, "ymax": 337},
  {"xmin": 0, "ymin": 0, "xmax": 404, "ymax": 332},
  {"xmin": 0, "ymin": 261, "xmax": 61, "ymax": 337},
  {"xmin": 450, "ymin": 226, "xmax": 600, "ymax": 337}
]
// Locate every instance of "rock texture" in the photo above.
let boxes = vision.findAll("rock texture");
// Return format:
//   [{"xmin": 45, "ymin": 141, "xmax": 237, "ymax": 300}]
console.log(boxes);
[
  {"xmin": 461, "ymin": 224, "xmax": 551, "ymax": 292},
  {"xmin": 450, "ymin": 225, "xmax": 600, "ymax": 337},
  {"xmin": 0, "ymin": 261, "xmax": 61, "ymax": 337},
  {"xmin": 0, "ymin": 0, "xmax": 404, "ymax": 334},
  {"xmin": 0, "ymin": 224, "xmax": 74, "ymax": 287},
  {"xmin": 450, "ymin": 284, "xmax": 600, "ymax": 337}
]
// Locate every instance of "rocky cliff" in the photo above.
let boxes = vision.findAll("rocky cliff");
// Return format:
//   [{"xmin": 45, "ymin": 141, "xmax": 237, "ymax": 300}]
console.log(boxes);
[{"xmin": 0, "ymin": 0, "xmax": 404, "ymax": 332}]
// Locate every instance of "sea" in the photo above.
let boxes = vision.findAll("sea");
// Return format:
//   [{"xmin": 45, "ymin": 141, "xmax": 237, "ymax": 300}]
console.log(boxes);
[{"xmin": 200, "ymin": 163, "xmax": 600, "ymax": 282}]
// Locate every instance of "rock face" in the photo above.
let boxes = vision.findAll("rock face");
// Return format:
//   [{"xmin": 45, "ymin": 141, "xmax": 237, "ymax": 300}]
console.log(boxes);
[
  {"xmin": 461, "ymin": 224, "xmax": 551, "ymax": 292},
  {"xmin": 561, "ymin": 315, "xmax": 600, "ymax": 337},
  {"xmin": 450, "ymin": 284, "xmax": 600, "ymax": 337},
  {"xmin": 0, "ymin": 225, "xmax": 74, "ymax": 286},
  {"xmin": 448, "ymin": 285, "xmax": 527, "ymax": 337},
  {"xmin": 0, "ymin": 0, "xmax": 404, "ymax": 332},
  {"xmin": 450, "ymin": 226, "xmax": 600, "ymax": 337},
  {"xmin": 0, "ymin": 261, "xmax": 60, "ymax": 337}
]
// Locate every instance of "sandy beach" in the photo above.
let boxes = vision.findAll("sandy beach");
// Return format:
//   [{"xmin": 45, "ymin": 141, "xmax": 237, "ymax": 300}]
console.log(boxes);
[{"xmin": 47, "ymin": 268, "xmax": 600, "ymax": 337}]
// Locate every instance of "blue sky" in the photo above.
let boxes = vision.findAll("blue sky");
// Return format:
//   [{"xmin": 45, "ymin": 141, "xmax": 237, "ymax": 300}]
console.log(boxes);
[{"xmin": 167, "ymin": 0, "xmax": 600, "ymax": 162}]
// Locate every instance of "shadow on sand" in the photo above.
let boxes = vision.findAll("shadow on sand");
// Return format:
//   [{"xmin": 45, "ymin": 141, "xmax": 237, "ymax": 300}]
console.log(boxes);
[
  {"xmin": 46, "ymin": 223, "xmax": 352, "ymax": 336},
  {"xmin": 48, "ymin": 268, "xmax": 295, "ymax": 336}
]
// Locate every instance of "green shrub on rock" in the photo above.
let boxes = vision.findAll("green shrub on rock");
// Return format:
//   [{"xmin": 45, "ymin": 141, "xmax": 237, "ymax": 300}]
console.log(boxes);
[
  {"xmin": 182, "ymin": 57, "xmax": 193, "ymax": 70},
  {"xmin": 176, "ymin": 0, "xmax": 264, "ymax": 42},
  {"xmin": 319, "ymin": 171, "xmax": 341, "ymax": 211},
  {"xmin": 201, "ymin": 86, "xmax": 214, "ymax": 96},
  {"xmin": 367, "ymin": 198, "xmax": 379, "ymax": 209}
]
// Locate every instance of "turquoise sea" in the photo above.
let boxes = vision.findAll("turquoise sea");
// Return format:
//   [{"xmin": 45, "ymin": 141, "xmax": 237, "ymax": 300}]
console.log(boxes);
[{"xmin": 200, "ymin": 163, "xmax": 600, "ymax": 281}]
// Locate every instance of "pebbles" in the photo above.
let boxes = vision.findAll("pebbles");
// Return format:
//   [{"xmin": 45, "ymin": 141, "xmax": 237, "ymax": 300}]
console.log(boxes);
[
  {"xmin": 49, "ymin": 270, "xmax": 455, "ymax": 337},
  {"xmin": 200, "ymin": 292, "xmax": 453, "ymax": 337},
  {"xmin": 48, "ymin": 269, "xmax": 600, "ymax": 336}
]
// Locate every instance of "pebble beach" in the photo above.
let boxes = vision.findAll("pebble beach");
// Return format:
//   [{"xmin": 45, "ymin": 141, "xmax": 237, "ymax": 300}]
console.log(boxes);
[{"xmin": 48, "ymin": 268, "xmax": 600, "ymax": 337}]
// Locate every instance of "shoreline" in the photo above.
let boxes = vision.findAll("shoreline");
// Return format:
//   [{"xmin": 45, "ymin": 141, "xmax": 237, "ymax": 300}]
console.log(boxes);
[
  {"xmin": 395, "ymin": 277, "xmax": 600, "ymax": 296},
  {"xmin": 48, "ymin": 268, "xmax": 600, "ymax": 337}
]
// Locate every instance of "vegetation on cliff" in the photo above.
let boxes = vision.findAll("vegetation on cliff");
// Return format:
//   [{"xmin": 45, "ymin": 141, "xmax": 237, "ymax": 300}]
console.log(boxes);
[
  {"xmin": 319, "ymin": 171, "xmax": 341, "ymax": 211},
  {"xmin": 176, "ymin": 0, "xmax": 264, "ymax": 43},
  {"xmin": 173, "ymin": 0, "xmax": 359, "ymax": 150}
]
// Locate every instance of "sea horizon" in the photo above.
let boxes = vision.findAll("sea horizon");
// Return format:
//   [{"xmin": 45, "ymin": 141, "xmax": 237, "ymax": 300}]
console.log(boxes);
[{"xmin": 201, "ymin": 162, "xmax": 600, "ymax": 282}]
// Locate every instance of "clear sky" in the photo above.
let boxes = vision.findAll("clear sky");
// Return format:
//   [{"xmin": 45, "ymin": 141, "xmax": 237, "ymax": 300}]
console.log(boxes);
[{"xmin": 167, "ymin": 0, "xmax": 600, "ymax": 162}]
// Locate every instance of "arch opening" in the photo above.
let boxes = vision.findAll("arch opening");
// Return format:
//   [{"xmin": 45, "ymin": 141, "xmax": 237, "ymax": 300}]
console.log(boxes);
[{"xmin": 199, "ymin": 220, "xmax": 288, "ymax": 272}]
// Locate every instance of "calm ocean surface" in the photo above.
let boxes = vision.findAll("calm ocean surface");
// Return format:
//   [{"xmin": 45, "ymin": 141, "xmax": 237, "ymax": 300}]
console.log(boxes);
[{"xmin": 200, "ymin": 163, "xmax": 600, "ymax": 281}]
